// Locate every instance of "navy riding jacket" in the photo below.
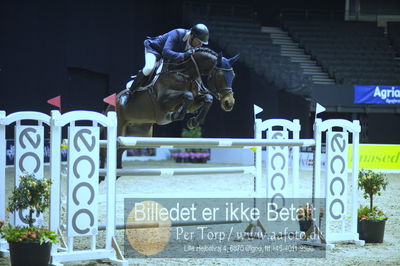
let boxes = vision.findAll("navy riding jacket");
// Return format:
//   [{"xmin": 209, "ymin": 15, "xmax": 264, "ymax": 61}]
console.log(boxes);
[{"xmin": 144, "ymin": 29, "xmax": 189, "ymax": 62}]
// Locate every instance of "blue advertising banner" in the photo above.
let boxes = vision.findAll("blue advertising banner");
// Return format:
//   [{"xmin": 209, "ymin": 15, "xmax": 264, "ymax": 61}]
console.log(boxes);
[{"xmin": 354, "ymin": 85, "xmax": 400, "ymax": 104}]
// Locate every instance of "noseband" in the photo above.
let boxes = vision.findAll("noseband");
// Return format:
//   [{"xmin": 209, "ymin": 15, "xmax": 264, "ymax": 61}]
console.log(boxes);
[{"xmin": 208, "ymin": 67, "xmax": 234, "ymax": 100}]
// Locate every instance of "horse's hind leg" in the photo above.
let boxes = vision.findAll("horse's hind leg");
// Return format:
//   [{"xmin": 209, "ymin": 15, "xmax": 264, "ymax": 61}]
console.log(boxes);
[
  {"xmin": 125, "ymin": 123, "xmax": 154, "ymax": 137},
  {"xmin": 116, "ymin": 148, "xmax": 125, "ymax": 179},
  {"xmin": 115, "ymin": 120, "xmax": 129, "ymax": 180},
  {"xmin": 116, "ymin": 123, "xmax": 153, "ymax": 180},
  {"xmin": 99, "ymin": 148, "xmax": 107, "ymax": 183},
  {"xmin": 116, "ymin": 123, "xmax": 155, "ymax": 168}
]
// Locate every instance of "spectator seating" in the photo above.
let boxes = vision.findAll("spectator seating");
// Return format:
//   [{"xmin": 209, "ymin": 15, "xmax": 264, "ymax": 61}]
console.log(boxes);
[
  {"xmin": 283, "ymin": 20, "xmax": 400, "ymax": 85},
  {"xmin": 205, "ymin": 16, "xmax": 313, "ymax": 95},
  {"xmin": 387, "ymin": 22, "xmax": 400, "ymax": 56}
]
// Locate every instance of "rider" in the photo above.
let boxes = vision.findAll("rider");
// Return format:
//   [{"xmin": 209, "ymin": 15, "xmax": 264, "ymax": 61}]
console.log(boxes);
[{"xmin": 119, "ymin": 23, "xmax": 210, "ymax": 105}]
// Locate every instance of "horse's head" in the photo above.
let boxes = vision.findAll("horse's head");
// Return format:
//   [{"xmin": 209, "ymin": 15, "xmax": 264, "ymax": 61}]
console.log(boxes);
[{"xmin": 208, "ymin": 52, "xmax": 240, "ymax": 112}]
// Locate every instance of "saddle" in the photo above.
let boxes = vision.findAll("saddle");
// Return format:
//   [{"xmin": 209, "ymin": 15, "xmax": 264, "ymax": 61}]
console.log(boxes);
[
  {"xmin": 121, "ymin": 57, "xmax": 207, "ymax": 104},
  {"xmin": 125, "ymin": 60, "xmax": 164, "ymax": 92}
]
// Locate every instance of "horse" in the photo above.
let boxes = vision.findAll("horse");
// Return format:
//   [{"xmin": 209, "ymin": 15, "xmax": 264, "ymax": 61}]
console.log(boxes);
[{"xmin": 101, "ymin": 47, "xmax": 239, "ymax": 180}]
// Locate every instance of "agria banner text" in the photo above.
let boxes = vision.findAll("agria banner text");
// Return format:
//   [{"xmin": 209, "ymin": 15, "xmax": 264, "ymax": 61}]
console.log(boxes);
[{"xmin": 354, "ymin": 85, "xmax": 400, "ymax": 104}]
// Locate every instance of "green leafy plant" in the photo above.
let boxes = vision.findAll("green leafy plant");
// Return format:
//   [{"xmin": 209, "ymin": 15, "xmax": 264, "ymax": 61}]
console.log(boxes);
[
  {"xmin": 180, "ymin": 126, "xmax": 209, "ymax": 157},
  {"xmin": 7, "ymin": 172, "xmax": 52, "ymax": 227},
  {"xmin": 0, "ymin": 172, "xmax": 58, "ymax": 244},
  {"xmin": 0, "ymin": 223, "xmax": 57, "ymax": 244},
  {"xmin": 358, "ymin": 205, "xmax": 387, "ymax": 221},
  {"xmin": 358, "ymin": 169, "xmax": 388, "ymax": 221},
  {"xmin": 358, "ymin": 169, "xmax": 388, "ymax": 212},
  {"xmin": 181, "ymin": 126, "xmax": 202, "ymax": 138}
]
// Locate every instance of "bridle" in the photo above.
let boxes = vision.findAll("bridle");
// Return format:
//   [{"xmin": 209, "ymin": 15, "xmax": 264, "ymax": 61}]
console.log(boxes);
[
  {"xmin": 207, "ymin": 66, "xmax": 234, "ymax": 100},
  {"xmin": 161, "ymin": 52, "xmax": 234, "ymax": 99}
]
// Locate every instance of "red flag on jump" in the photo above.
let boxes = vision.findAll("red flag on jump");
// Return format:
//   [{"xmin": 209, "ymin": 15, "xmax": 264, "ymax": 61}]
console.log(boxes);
[
  {"xmin": 103, "ymin": 93, "xmax": 117, "ymax": 112},
  {"xmin": 47, "ymin": 96, "xmax": 61, "ymax": 111}
]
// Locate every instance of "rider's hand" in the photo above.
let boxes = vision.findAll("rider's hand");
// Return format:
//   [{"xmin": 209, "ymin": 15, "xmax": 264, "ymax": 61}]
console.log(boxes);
[{"xmin": 184, "ymin": 49, "xmax": 194, "ymax": 60}]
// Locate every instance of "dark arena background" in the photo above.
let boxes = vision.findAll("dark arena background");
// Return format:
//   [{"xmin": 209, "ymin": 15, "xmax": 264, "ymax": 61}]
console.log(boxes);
[{"xmin": 1, "ymin": 0, "xmax": 400, "ymax": 142}]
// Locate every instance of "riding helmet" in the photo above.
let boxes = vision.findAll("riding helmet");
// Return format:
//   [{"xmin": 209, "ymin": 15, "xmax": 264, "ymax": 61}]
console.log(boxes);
[{"xmin": 190, "ymin": 24, "xmax": 209, "ymax": 45}]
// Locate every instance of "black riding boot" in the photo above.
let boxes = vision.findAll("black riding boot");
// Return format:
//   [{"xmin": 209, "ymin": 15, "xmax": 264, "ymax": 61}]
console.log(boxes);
[{"xmin": 119, "ymin": 71, "xmax": 147, "ymax": 105}]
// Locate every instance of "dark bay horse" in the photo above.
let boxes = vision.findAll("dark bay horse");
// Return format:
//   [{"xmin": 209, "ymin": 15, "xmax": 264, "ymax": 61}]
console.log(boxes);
[{"xmin": 102, "ymin": 47, "xmax": 239, "ymax": 178}]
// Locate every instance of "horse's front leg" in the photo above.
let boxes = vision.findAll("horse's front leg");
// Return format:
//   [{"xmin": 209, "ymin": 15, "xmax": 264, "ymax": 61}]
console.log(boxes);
[
  {"xmin": 187, "ymin": 93, "xmax": 213, "ymax": 129},
  {"xmin": 162, "ymin": 91, "xmax": 194, "ymax": 121}
]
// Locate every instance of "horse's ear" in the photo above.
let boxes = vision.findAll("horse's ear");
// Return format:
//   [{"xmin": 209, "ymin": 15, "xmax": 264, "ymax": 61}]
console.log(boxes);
[
  {"xmin": 229, "ymin": 54, "xmax": 240, "ymax": 65},
  {"xmin": 217, "ymin": 52, "xmax": 223, "ymax": 66}
]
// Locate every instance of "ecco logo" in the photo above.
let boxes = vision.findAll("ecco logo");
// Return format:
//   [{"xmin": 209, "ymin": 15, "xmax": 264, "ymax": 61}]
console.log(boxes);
[
  {"xmin": 328, "ymin": 133, "xmax": 346, "ymax": 220},
  {"xmin": 69, "ymin": 127, "xmax": 98, "ymax": 236},
  {"xmin": 268, "ymin": 131, "xmax": 287, "ymax": 210}
]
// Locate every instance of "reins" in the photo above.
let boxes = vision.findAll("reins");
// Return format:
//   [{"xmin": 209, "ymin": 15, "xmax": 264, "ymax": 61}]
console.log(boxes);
[
  {"xmin": 152, "ymin": 49, "xmax": 234, "ymax": 99},
  {"xmin": 189, "ymin": 54, "xmax": 208, "ymax": 93},
  {"xmin": 152, "ymin": 53, "xmax": 210, "ymax": 95}
]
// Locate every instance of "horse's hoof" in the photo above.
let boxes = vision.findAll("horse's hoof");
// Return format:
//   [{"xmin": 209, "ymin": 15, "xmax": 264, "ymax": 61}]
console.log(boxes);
[{"xmin": 187, "ymin": 118, "xmax": 199, "ymax": 129}]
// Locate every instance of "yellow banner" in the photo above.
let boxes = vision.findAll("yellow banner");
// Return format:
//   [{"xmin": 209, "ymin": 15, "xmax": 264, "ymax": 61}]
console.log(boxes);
[{"xmin": 348, "ymin": 144, "xmax": 400, "ymax": 169}]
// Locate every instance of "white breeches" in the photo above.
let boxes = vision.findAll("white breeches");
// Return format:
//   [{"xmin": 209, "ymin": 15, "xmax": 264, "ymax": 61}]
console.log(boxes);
[
  {"xmin": 142, "ymin": 51, "xmax": 157, "ymax": 76},
  {"xmin": 126, "ymin": 51, "xmax": 158, "ymax": 90}
]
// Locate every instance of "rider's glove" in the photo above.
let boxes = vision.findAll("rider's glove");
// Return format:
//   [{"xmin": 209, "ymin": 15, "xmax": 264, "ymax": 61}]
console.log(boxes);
[{"xmin": 183, "ymin": 49, "xmax": 194, "ymax": 60}]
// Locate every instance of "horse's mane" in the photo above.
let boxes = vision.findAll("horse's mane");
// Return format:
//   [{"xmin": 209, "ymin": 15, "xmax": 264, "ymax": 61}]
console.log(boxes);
[
  {"xmin": 165, "ymin": 47, "xmax": 218, "ymax": 75},
  {"xmin": 193, "ymin": 47, "xmax": 218, "ymax": 74},
  {"xmin": 194, "ymin": 47, "xmax": 218, "ymax": 61}
]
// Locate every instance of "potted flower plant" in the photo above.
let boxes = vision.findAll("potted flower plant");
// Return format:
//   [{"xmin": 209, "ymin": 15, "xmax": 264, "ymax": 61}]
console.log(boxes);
[
  {"xmin": 177, "ymin": 151, "xmax": 190, "ymax": 163},
  {"xmin": 181, "ymin": 126, "xmax": 202, "ymax": 138},
  {"xmin": 188, "ymin": 150, "xmax": 210, "ymax": 163},
  {"xmin": 296, "ymin": 204, "xmax": 324, "ymax": 232},
  {"xmin": 0, "ymin": 172, "xmax": 58, "ymax": 266},
  {"xmin": 357, "ymin": 169, "xmax": 388, "ymax": 243},
  {"xmin": 176, "ymin": 126, "xmax": 210, "ymax": 163},
  {"xmin": 297, "ymin": 204, "xmax": 313, "ymax": 232}
]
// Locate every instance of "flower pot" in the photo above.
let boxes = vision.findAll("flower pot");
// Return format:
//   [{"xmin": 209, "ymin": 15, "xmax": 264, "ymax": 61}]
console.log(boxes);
[
  {"xmin": 299, "ymin": 220, "xmax": 313, "ymax": 232},
  {"xmin": 198, "ymin": 155, "xmax": 208, "ymax": 163},
  {"xmin": 198, "ymin": 157, "xmax": 208, "ymax": 163},
  {"xmin": 8, "ymin": 241, "xmax": 52, "ymax": 266},
  {"xmin": 357, "ymin": 219, "xmax": 386, "ymax": 243}
]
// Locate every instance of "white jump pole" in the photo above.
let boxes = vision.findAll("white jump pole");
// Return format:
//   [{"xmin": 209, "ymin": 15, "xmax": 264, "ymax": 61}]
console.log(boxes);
[
  {"xmin": 118, "ymin": 136, "xmax": 316, "ymax": 148},
  {"xmin": 99, "ymin": 166, "xmax": 256, "ymax": 177}
]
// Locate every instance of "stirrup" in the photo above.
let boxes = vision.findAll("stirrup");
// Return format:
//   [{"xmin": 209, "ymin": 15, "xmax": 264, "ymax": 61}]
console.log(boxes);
[{"xmin": 119, "ymin": 91, "xmax": 130, "ymax": 105}]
